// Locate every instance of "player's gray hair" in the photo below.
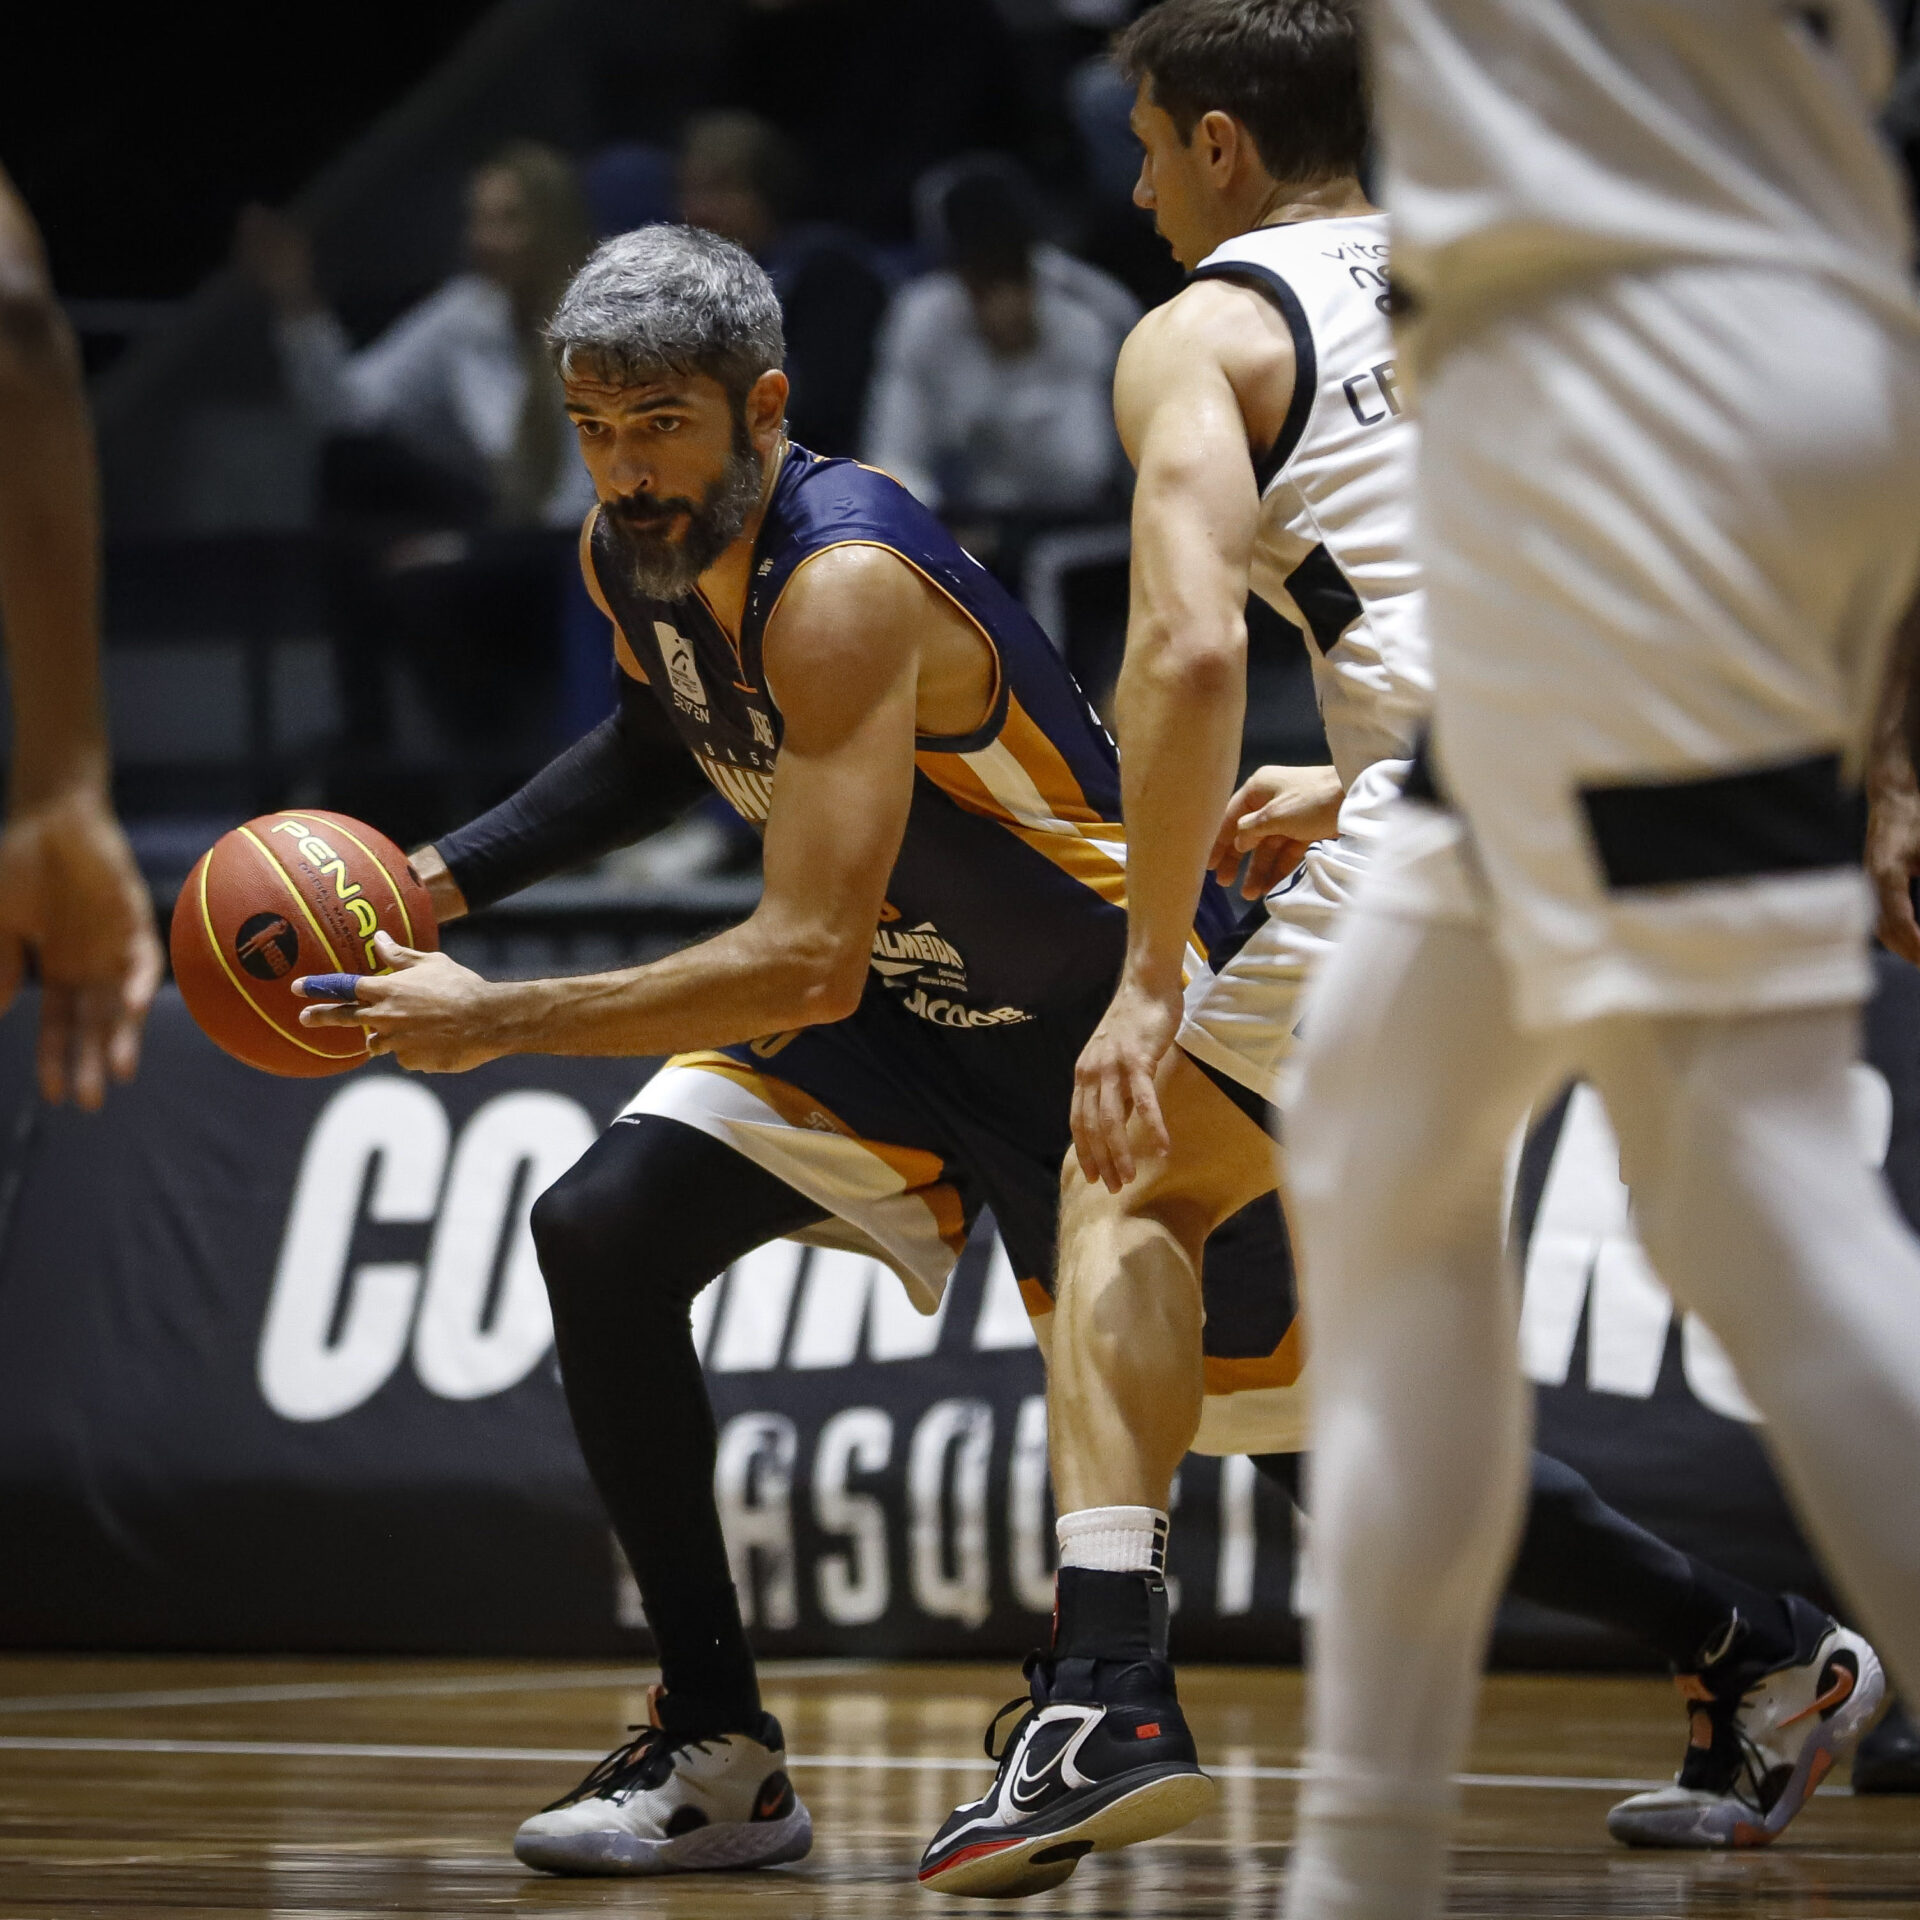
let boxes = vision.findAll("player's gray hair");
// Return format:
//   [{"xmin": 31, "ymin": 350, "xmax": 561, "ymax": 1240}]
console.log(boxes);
[{"xmin": 545, "ymin": 225, "xmax": 786, "ymax": 404}]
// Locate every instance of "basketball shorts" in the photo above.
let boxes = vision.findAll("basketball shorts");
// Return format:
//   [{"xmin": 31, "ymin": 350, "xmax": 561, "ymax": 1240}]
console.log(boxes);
[
  {"xmin": 1403, "ymin": 263, "xmax": 1920, "ymax": 1030},
  {"xmin": 1178, "ymin": 756, "xmax": 1408, "ymax": 1109},
  {"xmin": 617, "ymin": 987, "xmax": 1301, "ymax": 1416}
]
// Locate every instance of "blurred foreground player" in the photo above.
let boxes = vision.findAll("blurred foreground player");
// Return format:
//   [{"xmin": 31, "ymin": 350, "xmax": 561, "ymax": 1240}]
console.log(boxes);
[
  {"xmin": 0, "ymin": 167, "xmax": 159, "ymax": 1107},
  {"xmin": 299, "ymin": 224, "xmax": 1275, "ymax": 1876},
  {"xmin": 919, "ymin": 2, "xmax": 1886, "ymax": 1895},
  {"xmin": 1282, "ymin": 4, "xmax": 1920, "ymax": 1915}
]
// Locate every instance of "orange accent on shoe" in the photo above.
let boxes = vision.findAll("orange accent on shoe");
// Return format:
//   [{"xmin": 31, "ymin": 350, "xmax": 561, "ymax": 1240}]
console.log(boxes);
[
  {"xmin": 1731, "ymin": 1819, "xmax": 1774, "ymax": 1847},
  {"xmin": 1781, "ymin": 1666, "xmax": 1856, "ymax": 1730},
  {"xmin": 1807, "ymin": 1748, "xmax": 1835, "ymax": 1793},
  {"xmin": 1676, "ymin": 1674, "xmax": 1715, "ymax": 1703},
  {"xmin": 1136, "ymin": 1722, "xmax": 1162, "ymax": 1739}
]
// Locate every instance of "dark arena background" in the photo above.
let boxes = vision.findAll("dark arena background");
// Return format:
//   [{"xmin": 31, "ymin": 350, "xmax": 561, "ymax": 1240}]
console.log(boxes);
[{"xmin": 3, "ymin": 3, "xmax": 1920, "ymax": 1915}]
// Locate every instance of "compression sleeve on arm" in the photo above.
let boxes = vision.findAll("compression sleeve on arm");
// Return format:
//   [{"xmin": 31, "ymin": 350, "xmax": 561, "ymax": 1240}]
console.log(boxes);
[{"xmin": 433, "ymin": 683, "xmax": 710, "ymax": 912}]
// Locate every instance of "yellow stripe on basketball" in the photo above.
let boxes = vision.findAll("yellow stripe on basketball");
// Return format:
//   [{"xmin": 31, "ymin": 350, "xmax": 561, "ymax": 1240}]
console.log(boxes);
[
  {"xmin": 196, "ymin": 853, "xmax": 350, "ymax": 1063},
  {"xmin": 308, "ymin": 813, "xmax": 417, "ymax": 951},
  {"xmin": 238, "ymin": 827, "xmax": 348, "ymax": 973}
]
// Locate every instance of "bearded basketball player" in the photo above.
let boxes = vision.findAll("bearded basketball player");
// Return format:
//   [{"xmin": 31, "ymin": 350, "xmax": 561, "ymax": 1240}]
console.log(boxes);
[
  {"xmin": 295, "ymin": 220, "xmax": 1299, "ymax": 1877},
  {"xmin": 917, "ymin": 1, "xmax": 1890, "ymax": 1898}
]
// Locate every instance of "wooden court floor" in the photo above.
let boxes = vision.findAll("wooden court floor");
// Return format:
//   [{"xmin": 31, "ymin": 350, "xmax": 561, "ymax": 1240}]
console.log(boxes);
[{"xmin": 1, "ymin": 1656, "xmax": 1917, "ymax": 1917}]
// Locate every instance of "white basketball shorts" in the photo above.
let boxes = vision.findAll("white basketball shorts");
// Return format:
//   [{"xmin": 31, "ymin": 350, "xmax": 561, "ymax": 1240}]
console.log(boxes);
[
  {"xmin": 1178, "ymin": 755, "xmax": 1409, "ymax": 1106},
  {"xmin": 1409, "ymin": 263, "xmax": 1920, "ymax": 1029}
]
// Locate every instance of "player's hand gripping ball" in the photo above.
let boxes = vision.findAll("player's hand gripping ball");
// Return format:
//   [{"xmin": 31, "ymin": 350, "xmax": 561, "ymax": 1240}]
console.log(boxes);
[{"xmin": 169, "ymin": 811, "xmax": 437, "ymax": 1076}]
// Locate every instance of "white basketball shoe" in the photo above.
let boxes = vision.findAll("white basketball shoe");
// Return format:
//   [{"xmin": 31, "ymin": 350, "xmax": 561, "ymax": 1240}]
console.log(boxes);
[
  {"xmin": 514, "ymin": 1685, "xmax": 812, "ymax": 1876},
  {"xmin": 1608, "ymin": 1596, "xmax": 1884, "ymax": 1848}
]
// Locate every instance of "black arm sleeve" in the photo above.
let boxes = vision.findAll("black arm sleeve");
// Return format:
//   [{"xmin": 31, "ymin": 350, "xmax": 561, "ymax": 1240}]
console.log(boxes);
[{"xmin": 433, "ymin": 679, "xmax": 711, "ymax": 912}]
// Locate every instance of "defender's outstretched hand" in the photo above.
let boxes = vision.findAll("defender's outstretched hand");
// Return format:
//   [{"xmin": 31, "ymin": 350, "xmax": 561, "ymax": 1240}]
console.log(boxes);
[
  {"xmin": 1071, "ymin": 977, "xmax": 1182, "ymax": 1192},
  {"xmin": 0, "ymin": 786, "xmax": 163, "ymax": 1109},
  {"xmin": 1208, "ymin": 764, "xmax": 1345, "ymax": 900},
  {"xmin": 296, "ymin": 931, "xmax": 504, "ymax": 1073}
]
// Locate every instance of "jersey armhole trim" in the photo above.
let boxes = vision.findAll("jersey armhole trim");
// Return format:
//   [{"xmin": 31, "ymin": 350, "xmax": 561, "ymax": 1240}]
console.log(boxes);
[
  {"xmin": 1187, "ymin": 261, "xmax": 1317, "ymax": 492},
  {"xmin": 761, "ymin": 537, "xmax": 1008, "ymax": 752}
]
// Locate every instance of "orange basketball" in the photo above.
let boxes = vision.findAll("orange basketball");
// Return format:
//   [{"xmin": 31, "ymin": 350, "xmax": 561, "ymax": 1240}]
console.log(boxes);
[{"xmin": 169, "ymin": 809, "xmax": 438, "ymax": 1077}]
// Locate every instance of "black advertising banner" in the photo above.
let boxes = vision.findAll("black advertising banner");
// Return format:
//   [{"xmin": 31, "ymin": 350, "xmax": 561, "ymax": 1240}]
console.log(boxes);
[{"xmin": 4, "ymin": 957, "xmax": 1919, "ymax": 1663}]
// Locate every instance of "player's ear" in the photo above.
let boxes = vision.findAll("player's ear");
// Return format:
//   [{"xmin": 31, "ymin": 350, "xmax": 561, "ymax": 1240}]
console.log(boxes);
[
  {"xmin": 1197, "ymin": 109, "xmax": 1240, "ymax": 186},
  {"xmin": 746, "ymin": 368, "xmax": 789, "ymax": 452}
]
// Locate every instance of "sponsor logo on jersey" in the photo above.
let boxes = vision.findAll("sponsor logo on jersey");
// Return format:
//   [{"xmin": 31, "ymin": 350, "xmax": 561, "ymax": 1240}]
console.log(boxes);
[
  {"xmin": 900, "ymin": 989, "xmax": 1032, "ymax": 1028},
  {"xmin": 871, "ymin": 923, "xmax": 966, "ymax": 977},
  {"xmin": 867, "ymin": 916, "xmax": 1034, "ymax": 1026},
  {"xmin": 654, "ymin": 620, "xmax": 709, "ymax": 716},
  {"xmin": 700, "ymin": 753, "xmax": 775, "ymax": 824}
]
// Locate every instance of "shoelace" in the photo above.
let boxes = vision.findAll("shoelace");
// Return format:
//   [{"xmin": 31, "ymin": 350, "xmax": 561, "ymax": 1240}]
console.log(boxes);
[
  {"xmin": 1676, "ymin": 1675, "xmax": 1779, "ymax": 1809},
  {"xmin": 542, "ymin": 1724, "xmax": 720, "ymax": 1811},
  {"xmin": 982, "ymin": 1696, "xmax": 1035, "ymax": 1765}
]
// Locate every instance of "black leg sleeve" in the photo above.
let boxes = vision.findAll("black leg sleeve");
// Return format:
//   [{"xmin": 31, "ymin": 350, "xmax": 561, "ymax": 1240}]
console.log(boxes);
[
  {"xmin": 1254, "ymin": 1448, "xmax": 1790, "ymax": 1669},
  {"xmin": 529, "ymin": 1116, "xmax": 826, "ymax": 1734},
  {"xmin": 1510, "ymin": 1452, "xmax": 1792, "ymax": 1668}
]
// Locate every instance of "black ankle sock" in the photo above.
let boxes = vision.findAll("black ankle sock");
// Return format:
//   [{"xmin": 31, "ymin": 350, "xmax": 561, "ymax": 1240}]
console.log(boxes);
[
  {"xmin": 646, "ymin": 1579, "xmax": 763, "ymax": 1736},
  {"xmin": 1053, "ymin": 1566, "xmax": 1170, "ymax": 1663}
]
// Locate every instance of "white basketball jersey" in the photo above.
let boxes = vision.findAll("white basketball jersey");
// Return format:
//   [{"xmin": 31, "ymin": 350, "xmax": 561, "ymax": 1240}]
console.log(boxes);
[
  {"xmin": 1371, "ymin": 0, "xmax": 1920, "ymax": 364},
  {"xmin": 1193, "ymin": 215, "xmax": 1429, "ymax": 787}
]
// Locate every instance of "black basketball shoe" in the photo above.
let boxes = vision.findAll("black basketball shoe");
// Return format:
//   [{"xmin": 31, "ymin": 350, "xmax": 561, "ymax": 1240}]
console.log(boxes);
[{"xmin": 917, "ymin": 1652, "xmax": 1215, "ymax": 1898}]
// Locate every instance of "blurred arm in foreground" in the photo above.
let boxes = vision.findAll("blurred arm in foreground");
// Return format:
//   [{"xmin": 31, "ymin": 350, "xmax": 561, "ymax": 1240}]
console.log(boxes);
[
  {"xmin": 1866, "ymin": 587, "xmax": 1920, "ymax": 965},
  {"xmin": 0, "ymin": 167, "xmax": 160, "ymax": 1108}
]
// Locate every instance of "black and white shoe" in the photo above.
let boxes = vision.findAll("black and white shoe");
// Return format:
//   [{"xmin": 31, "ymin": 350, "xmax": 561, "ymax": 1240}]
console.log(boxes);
[
  {"xmin": 1608, "ymin": 1596, "xmax": 1884, "ymax": 1848},
  {"xmin": 917, "ymin": 1655, "xmax": 1215, "ymax": 1898},
  {"xmin": 513, "ymin": 1685, "xmax": 811, "ymax": 1876}
]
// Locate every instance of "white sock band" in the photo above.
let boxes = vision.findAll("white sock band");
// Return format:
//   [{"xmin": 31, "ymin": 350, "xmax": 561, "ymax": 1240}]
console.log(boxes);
[{"xmin": 1055, "ymin": 1505, "xmax": 1169, "ymax": 1575}]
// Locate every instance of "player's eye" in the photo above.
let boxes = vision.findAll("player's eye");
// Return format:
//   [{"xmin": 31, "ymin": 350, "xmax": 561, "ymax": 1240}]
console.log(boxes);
[
  {"xmin": 571, "ymin": 418, "xmax": 607, "ymax": 438},
  {"xmin": 654, "ymin": 416, "xmax": 684, "ymax": 434}
]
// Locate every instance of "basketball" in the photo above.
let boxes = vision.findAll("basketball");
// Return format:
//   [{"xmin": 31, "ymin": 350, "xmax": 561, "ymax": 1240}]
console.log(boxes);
[{"xmin": 168, "ymin": 809, "xmax": 438, "ymax": 1077}]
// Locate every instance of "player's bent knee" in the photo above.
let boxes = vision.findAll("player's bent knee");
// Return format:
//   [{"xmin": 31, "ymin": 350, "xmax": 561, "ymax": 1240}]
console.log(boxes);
[{"xmin": 526, "ymin": 1165, "xmax": 610, "ymax": 1288}]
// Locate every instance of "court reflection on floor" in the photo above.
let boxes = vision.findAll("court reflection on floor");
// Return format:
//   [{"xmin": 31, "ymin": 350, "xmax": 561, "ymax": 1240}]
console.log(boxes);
[{"xmin": 0, "ymin": 1657, "xmax": 1913, "ymax": 1917}]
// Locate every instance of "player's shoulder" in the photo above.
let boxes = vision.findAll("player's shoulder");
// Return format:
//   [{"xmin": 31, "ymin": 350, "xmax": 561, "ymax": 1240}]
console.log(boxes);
[{"xmin": 1117, "ymin": 273, "xmax": 1298, "ymax": 411}]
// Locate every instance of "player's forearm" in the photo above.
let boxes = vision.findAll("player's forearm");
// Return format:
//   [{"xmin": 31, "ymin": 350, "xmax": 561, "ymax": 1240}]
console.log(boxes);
[
  {"xmin": 433, "ymin": 712, "xmax": 696, "ymax": 913},
  {"xmin": 0, "ymin": 275, "xmax": 109, "ymax": 809},
  {"xmin": 1871, "ymin": 590, "xmax": 1920, "ymax": 802},
  {"xmin": 1111, "ymin": 603, "xmax": 1247, "ymax": 998},
  {"xmin": 477, "ymin": 908, "xmax": 867, "ymax": 1059}
]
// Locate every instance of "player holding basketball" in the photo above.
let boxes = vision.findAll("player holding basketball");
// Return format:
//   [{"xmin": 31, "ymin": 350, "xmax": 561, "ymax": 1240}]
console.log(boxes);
[
  {"xmin": 1272, "ymin": 1, "xmax": 1920, "ymax": 1914},
  {"xmin": 299, "ymin": 219, "xmax": 1303, "ymax": 1877},
  {"xmin": 917, "ymin": 0, "xmax": 1894, "ymax": 1896}
]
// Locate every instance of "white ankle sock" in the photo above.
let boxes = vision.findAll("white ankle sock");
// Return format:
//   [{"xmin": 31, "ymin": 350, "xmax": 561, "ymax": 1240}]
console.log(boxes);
[{"xmin": 1055, "ymin": 1505, "xmax": 1169, "ymax": 1575}]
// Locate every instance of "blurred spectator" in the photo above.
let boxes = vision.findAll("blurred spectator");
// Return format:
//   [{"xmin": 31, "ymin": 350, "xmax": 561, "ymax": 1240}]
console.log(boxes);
[
  {"xmin": 679, "ymin": 111, "xmax": 888, "ymax": 455},
  {"xmin": 865, "ymin": 165, "xmax": 1136, "ymax": 518},
  {"xmin": 236, "ymin": 144, "xmax": 594, "ymax": 810},
  {"xmin": 239, "ymin": 142, "xmax": 594, "ymax": 531}
]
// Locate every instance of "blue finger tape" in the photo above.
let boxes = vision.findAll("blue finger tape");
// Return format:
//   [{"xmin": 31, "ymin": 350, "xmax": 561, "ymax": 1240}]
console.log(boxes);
[{"xmin": 300, "ymin": 974, "xmax": 365, "ymax": 1003}]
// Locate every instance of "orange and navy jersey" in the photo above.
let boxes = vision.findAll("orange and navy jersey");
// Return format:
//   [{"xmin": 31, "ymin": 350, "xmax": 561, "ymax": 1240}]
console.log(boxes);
[{"xmin": 585, "ymin": 445, "xmax": 1238, "ymax": 1028}]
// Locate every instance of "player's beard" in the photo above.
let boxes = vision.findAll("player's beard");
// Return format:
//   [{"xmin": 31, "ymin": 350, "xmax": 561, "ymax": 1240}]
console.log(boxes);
[{"xmin": 601, "ymin": 423, "xmax": 767, "ymax": 603}]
